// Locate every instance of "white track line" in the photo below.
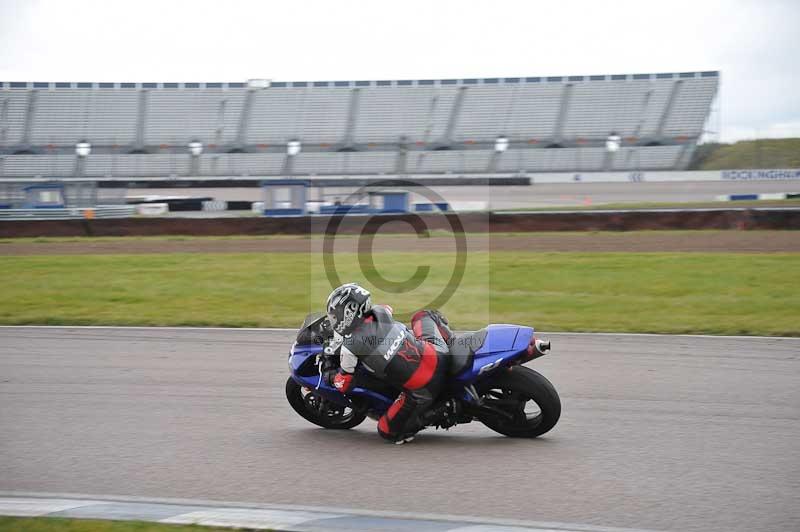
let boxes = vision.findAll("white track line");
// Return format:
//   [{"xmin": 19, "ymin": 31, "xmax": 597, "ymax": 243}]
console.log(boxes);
[
  {"xmin": 160, "ymin": 508, "xmax": 344, "ymax": 529},
  {"xmin": 0, "ymin": 497, "xmax": 98, "ymax": 517},
  {"xmin": 0, "ymin": 325, "xmax": 797, "ymax": 340},
  {"xmin": 0, "ymin": 491, "xmax": 662, "ymax": 532}
]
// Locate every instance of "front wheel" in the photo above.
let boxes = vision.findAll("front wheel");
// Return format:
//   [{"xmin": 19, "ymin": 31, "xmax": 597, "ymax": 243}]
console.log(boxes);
[
  {"xmin": 475, "ymin": 366, "xmax": 561, "ymax": 438},
  {"xmin": 285, "ymin": 377, "xmax": 367, "ymax": 429}
]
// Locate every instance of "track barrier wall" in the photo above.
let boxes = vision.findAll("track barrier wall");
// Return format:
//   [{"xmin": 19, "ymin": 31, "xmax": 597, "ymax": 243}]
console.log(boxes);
[{"xmin": 2, "ymin": 209, "xmax": 798, "ymax": 238}]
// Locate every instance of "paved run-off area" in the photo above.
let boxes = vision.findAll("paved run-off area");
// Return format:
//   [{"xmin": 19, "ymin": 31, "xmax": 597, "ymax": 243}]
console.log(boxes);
[{"xmin": 1, "ymin": 327, "xmax": 798, "ymax": 532}]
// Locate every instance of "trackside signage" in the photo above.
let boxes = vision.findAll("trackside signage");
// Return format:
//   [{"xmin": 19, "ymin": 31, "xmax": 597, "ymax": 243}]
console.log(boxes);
[
  {"xmin": 527, "ymin": 169, "xmax": 800, "ymax": 184},
  {"xmin": 721, "ymin": 169, "xmax": 800, "ymax": 180}
]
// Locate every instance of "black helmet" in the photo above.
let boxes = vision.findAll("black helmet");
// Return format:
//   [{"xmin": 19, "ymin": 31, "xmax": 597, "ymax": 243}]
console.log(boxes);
[{"xmin": 326, "ymin": 283, "xmax": 372, "ymax": 336}]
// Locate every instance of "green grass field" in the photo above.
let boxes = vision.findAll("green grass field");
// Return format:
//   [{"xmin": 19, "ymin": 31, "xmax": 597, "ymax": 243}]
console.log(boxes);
[
  {"xmin": 692, "ymin": 138, "xmax": 800, "ymax": 170},
  {"xmin": 2, "ymin": 251, "xmax": 798, "ymax": 335},
  {"xmin": 0, "ymin": 517, "xmax": 238, "ymax": 532}
]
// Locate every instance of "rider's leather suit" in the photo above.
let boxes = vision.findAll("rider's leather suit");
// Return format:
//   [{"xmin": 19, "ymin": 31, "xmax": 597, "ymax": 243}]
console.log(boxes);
[{"xmin": 332, "ymin": 306, "xmax": 452, "ymax": 440}]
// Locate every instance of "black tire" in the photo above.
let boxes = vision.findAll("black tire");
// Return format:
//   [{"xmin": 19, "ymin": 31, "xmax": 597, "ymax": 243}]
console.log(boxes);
[
  {"xmin": 475, "ymin": 366, "xmax": 561, "ymax": 438},
  {"xmin": 285, "ymin": 377, "xmax": 367, "ymax": 430}
]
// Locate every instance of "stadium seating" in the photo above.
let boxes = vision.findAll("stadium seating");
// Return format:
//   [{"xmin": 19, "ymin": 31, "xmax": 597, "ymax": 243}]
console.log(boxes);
[
  {"xmin": 248, "ymin": 87, "xmax": 351, "ymax": 144},
  {"xmin": 199, "ymin": 153, "xmax": 285, "ymax": 177},
  {"xmin": 353, "ymin": 85, "xmax": 458, "ymax": 144},
  {"xmin": 1, "ymin": 153, "xmax": 75, "ymax": 176},
  {"xmin": 0, "ymin": 91, "xmax": 31, "ymax": 145},
  {"xmin": 406, "ymin": 150, "xmax": 495, "ymax": 174},
  {"xmin": 83, "ymin": 153, "xmax": 191, "ymax": 177},
  {"xmin": 145, "ymin": 88, "xmax": 246, "ymax": 145},
  {"xmin": 31, "ymin": 89, "xmax": 140, "ymax": 145},
  {"xmin": 0, "ymin": 73, "xmax": 718, "ymax": 177}
]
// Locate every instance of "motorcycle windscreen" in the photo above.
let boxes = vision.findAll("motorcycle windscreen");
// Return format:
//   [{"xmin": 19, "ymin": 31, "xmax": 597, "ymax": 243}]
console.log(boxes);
[{"xmin": 295, "ymin": 313, "xmax": 329, "ymax": 345}]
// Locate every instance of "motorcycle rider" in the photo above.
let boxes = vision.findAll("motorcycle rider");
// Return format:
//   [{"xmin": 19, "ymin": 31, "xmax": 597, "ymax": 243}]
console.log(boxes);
[{"xmin": 324, "ymin": 283, "xmax": 454, "ymax": 444}]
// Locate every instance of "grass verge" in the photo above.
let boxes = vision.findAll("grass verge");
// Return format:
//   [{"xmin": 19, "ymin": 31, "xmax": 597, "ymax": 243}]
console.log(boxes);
[
  {"xmin": 2, "ymin": 251, "xmax": 798, "ymax": 335},
  {"xmin": 0, "ymin": 517, "xmax": 237, "ymax": 532},
  {"xmin": 692, "ymin": 138, "xmax": 800, "ymax": 169}
]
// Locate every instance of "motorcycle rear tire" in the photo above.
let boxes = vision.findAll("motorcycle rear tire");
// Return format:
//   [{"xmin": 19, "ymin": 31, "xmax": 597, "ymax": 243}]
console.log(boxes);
[{"xmin": 476, "ymin": 366, "xmax": 561, "ymax": 438}]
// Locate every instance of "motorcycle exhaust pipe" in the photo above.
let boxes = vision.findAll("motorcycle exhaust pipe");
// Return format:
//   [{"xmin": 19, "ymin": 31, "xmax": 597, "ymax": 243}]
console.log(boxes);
[
  {"xmin": 535, "ymin": 339, "xmax": 551, "ymax": 352},
  {"xmin": 522, "ymin": 336, "xmax": 551, "ymax": 362}
]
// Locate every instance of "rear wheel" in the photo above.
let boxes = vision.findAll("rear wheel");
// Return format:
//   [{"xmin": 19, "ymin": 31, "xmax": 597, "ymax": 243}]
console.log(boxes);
[
  {"xmin": 285, "ymin": 377, "xmax": 367, "ymax": 429},
  {"xmin": 476, "ymin": 366, "xmax": 561, "ymax": 438}
]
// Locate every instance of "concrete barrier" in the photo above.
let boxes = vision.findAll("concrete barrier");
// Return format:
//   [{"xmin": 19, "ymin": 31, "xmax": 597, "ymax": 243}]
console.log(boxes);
[
  {"xmin": 717, "ymin": 193, "xmax": 797, "ymax": 201},
  {"xmin": 136, "ymin": 203, "xmax": 169, "ymax": 216},
  {"xmin": 0, "ymin": 205, "xmax": 136, "ymax": 221}
]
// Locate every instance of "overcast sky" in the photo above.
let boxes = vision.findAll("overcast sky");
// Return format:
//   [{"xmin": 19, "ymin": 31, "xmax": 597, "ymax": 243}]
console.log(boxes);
[{"xmin": 1, "ymin": 0, "xmax": 798, "ymax": 142}]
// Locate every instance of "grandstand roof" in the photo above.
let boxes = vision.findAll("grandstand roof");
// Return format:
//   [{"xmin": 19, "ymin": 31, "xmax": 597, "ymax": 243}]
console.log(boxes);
[{"xmin": 0, "ymin": 70, "xmax": 719, "ymax": 90}]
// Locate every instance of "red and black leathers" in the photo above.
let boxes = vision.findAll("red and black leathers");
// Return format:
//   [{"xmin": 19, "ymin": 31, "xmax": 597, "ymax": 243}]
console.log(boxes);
[{"xmin": 334, "ymin": 306, "xmax": 452, "ymax": 441}]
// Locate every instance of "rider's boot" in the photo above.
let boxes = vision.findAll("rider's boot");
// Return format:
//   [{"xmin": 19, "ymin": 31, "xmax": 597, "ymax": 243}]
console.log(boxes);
[
  {"xmin": 394, "ymin": 434, "xmax": 416, "ymax": 445},
  {"xmin": 420, "ymin": 399, "xmax": 460, "ymax": 428}
]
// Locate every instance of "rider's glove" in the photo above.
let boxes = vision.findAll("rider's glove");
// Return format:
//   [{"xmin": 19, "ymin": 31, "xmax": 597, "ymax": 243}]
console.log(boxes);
[{"xmin": 333, "ymin": 371, "xmax": 354, "ymax": 393}]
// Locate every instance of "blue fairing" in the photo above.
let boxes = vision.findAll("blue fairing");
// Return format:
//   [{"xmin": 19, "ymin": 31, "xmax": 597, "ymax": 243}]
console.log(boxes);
[
  {"xmin": 289, "ymin": 344, "xmax": 395, "ymax": 411},
  {"xmin": 289, "ymin": 344, "xmax": 321, "ymax": 371},
  {"xmin": 289, "ymin": 324, "xmax": 535, "ymax": 415},
  {"xmin": 454, "ymin": 324, "xmax": 534, "ymax": 383}
]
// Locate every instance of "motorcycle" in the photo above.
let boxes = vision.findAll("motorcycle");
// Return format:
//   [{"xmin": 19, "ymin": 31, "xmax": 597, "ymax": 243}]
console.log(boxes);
[{"xmin": 286, "ymin": 313, "xmax": 561, "ymax": 438}]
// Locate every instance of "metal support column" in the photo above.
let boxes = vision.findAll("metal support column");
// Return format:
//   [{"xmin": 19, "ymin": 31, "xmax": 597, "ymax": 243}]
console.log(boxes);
[
  {"xmin": 341, "ymin": 88, "xmax": 361, "ymax": 148},
  {"xmin": 235, "ymin": 90, "xmax": 255, "ymax": 149},
  {"xmin": 0, "ymin": 98, "xmax": 9, "ymax": 147},
  {"xmin": 437, "ymin": 87, "xmax": 467, "ymax": 147},
  {"xmin": 134, "ymin": 90, "xmax": 148, "ymax": 152},
  {"xmin": 602, "ymin": 150, "xmax": 614, "ymax": 171},
  {"xmin": 396, "ymin": 141, "xmax": 408, "ymax": 175},
  {"xmin": 190, "ymin": 155, "xmax": 201, "ymax": 176},
  {"xmin": 655, "ymin": 80, "xmax": 683, "ymax": 141},
  {"xmin": 73, "ymin": 156, "xmax": 87, "ymax": 177},
  {"xmin": 486, "ymin": 151, "xmax": 500, "ymax": 173},
  {"xmin": 552, "ymin": 84, "xmax": 573, "ymax": 145},
  {"xmin": 281, "ymin": 154, "xmax": 295, "ymax": 177},
  {"xmin": 21, "ymin": 90, "xmax": 37, "ymax": 147},
  {"xmin": 215, "ymin": 99, "xmax": 226, "ymax": 149},
  {"xmin": 675, "ymin": 143, "xmax": 693, "ymax": 170}
]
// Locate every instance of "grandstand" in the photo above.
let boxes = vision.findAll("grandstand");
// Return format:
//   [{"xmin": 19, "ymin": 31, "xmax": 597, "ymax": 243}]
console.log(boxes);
[{"xmin": 0, "ymin": 72, "xmax": 718, "ymax": 179}]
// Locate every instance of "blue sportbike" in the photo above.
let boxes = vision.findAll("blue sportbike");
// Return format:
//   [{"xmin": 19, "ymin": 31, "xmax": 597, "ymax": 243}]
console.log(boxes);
[{"xmin": 286, "ymin": 313, "xmax": 561, "ymax": 438}]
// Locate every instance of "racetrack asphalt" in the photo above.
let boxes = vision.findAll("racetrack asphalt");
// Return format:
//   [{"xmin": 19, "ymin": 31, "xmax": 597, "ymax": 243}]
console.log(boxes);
[{"xmin": 1, "ymin": 327, "xmax": 798, "ymax": 532}]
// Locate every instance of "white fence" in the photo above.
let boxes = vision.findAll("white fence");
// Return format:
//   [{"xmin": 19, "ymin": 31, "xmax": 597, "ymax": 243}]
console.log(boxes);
[{"xmin": 0, "ymin": 205, "xmax": 136, "ymax": 221}]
